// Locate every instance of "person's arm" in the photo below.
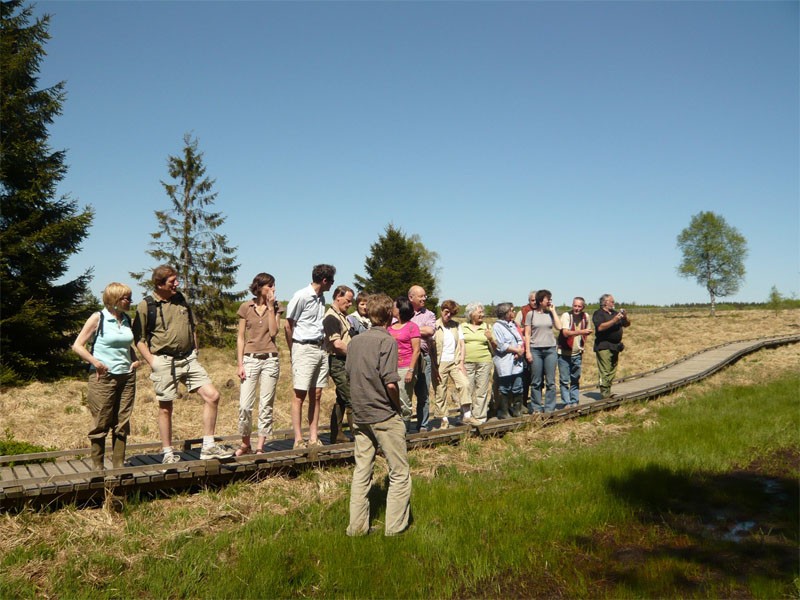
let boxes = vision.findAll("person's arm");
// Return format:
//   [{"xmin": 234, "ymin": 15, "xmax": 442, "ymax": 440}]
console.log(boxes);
[
  {"xmin": 596, "ymin": 312, "xmax": 626, "ymax": 332},
  {"xmin": 324, "ymin": 314, "xmax": 349, "ymax": 356},
  {"xmin": 236, "ymin": 318, "xmax": 247, "ymax": 380},
  {"xmin": 524, "ymin": 322, "xmax": 532, "ymax": 362},
  {"xmin": 407, "ymin": 337, "xmax": 421, "ymax": 383},
  {"xmin": 484, "ymin": 325, "xmax": 497, "ymax": 352},
  {"xmin": 457, "ymin": 337, "xmax": 468, "ymax": 373},
  {"xmin": 136, "ymin": 340, "xmax": 155, "ymax": 367},
  {"xmin": 561, "ymin": 313, "xmax": 593, "ymax": 338},
  {"xmin": 386, "ymin": 382, "xmax": 401, "ymax": 414},
  {"xmin": 72, "ymin": 313, "xmax": 106, "ymax": 378},
  {"xmin": 284, "ymin": 318, "xmax": 295, "ymax": 352},
  {"xmin": 549, "ymin": 306, "xmax": 565, "ymax": 333},
  {"xmin": 417, "ymin": 325, "xmax": 434, "ymax": 337}
]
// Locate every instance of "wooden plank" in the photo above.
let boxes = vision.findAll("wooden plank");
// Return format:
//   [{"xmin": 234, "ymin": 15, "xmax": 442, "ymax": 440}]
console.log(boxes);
[{"xmin": 11, "ymin": 465, "xmax": 32, "ymax": 481}]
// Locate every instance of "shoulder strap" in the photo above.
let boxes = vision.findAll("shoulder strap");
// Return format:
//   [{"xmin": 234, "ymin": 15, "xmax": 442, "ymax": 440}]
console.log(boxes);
[{"xmin": 89, "ymin": 311, "xmax": 104, "ymax": 355}]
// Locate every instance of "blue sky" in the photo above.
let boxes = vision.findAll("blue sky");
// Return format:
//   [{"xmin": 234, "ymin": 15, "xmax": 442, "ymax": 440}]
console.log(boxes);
[{"xmin": 35, "ymin": 0, "xmax": 798, "ymax": 307}]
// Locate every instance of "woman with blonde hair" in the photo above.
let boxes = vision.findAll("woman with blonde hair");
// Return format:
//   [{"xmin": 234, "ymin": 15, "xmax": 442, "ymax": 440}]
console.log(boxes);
[
  {"xmin": 460, "ymin": 302, "xmax": 496, "ymax": 425},
  {"xmin": 72, "ymin": 282, "xmax": 139, "ymax": 470}
]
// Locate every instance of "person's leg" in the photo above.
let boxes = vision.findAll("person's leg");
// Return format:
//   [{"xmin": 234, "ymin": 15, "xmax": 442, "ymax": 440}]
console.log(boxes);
[
  {"xmin": 158, "ymin": 402, "xmax": 174, "ymax": 451},
  {"xmin": 570, "ymin": 353, "xmax": 583, "ymax": 405},
  {"xmin": 397, "ymin": 367, "xmax": 414, "ymax": 425},
  {"xmin": 432, "ymin": 361, "xmax": 451, "ymax": 420},
  {"xmin": 414, "ymin": 354, "xmax": 431, "ymax": 430},
  {"xmin": 509, "ymin": 373, "xmax": 524, "ymax": 416},
  {"xmin": 495, "ymin": 375, "xmax": 511, "ymax": 419},
  {"xmin": 183, "ymin": 355, "xmax": 219, "ymax": 437},
  {"xmin": 292, "ymin": 389, "xmax": 308, "ymax": 445},
  {"xmin": 307, "ymin": 347, "xmax": 328, "ymax": 445},
  {"xmin": 238, "ymin": 355, "xmax": 259, "ymax": 449},
  {"xmin": 196, "ymin": 383, "xmax": 221, "ymax": 436},
  {"xmin": 530, "ymin": 348, "xmax": 544, "ymax": 413},
  {"xmin": 86, "ymin": 373, "xmax": 115, "ymax": 470},
  {"xmin": 308, "ymin": 387, "xmax": 323, "ymax": 444},
  {"xmin": 543, "ymin": 347, "xmax": 558, "ymax": 412},
  {"xmin": 328, "ymin": 355, "xmax": 350, "ymax": 443},
  {"xmin": 557, "ymin": 353, "xmax": 571, "ymax": 406},
  {"xmin": 472, "ymin": 362, "xmax": 493, "ymax": 422},
  {"xmin": 463, "ymin": 361, "xmax": 477, "ymax": 416},
  {"xmin": 596, "ymin": 349, "xmax": 615, "ymax": 398},
  {"xmin": 256, "ymin": 356, "xmax": 280, "ymax": 448},
  {"xmin": 111, "ymin": 372, "xmax": 136, "ymax": 468},
  {"xmin": 150, "ymin": 355, "xmax": 180, "ymax": 461},
  {"xmin": 373, "ymin": 416, "xmax": 411, "ymax": 536},
  {"xmin": 347, "ymin": 422, "xmax": 378, "ymax": 536},
  {"xmin": 290, "ymin": 344, "xmax": 318, "ymax": 446}
]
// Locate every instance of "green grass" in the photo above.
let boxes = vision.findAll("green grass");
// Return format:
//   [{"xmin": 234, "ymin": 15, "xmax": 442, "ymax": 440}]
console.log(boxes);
[{"xmin": 2, "ymin": 374, "xmax": 797, "ymax": 598}]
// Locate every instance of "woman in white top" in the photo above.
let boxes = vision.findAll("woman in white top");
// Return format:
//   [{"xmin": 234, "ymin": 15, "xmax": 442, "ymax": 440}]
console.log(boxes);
[
  {"xmin": 524, "ymin": 289, "xmax": 564, "ymax": 413},
  {"xmin": 72, "ymin": 282, "xmax": 139, "ymax": 470}
]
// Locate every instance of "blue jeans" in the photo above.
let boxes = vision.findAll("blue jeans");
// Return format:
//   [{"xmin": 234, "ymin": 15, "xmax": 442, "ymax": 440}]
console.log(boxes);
[
  {"xmin": 557, "ymin": 352, "xmax": 582, "ymax": 406},
  {"xmin": 413, "ymin": 353, "xmax": 431, "ymax": 430},
  {"xmin": 530, "ymin": 346, "xmax": 557, "ymax": 413}
]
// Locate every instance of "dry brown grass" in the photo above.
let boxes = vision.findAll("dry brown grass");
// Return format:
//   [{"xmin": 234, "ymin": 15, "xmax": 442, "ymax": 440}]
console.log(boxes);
[{"xmin": 0, "ymin": 309, "xmax": 797, "ymax": 451}]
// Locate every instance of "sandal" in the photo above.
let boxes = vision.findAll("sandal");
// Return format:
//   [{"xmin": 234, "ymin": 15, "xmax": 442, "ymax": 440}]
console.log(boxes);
[
  {"xmin": 234, "ymin": 444, "xmax": 251, "ymax": 457},
  {"xmin": 255, "ymin": 447, "xmax": 265, "ymax": 454}
]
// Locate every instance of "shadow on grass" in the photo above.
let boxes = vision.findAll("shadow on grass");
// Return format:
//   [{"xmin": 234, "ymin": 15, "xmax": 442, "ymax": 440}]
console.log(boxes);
[
  {"xmin": 576, "ymin": 448, "xmax": 799, "ymax": 595},
  {"xmin": 364, "ymin": 474, "xmax": 414, "ymax": 530}
]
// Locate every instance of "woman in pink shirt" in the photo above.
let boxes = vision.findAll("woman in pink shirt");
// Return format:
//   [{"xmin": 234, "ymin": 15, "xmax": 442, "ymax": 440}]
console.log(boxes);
[{"xmin": 388, "ymin": 296, "xmax": 420, "ymax": 429}]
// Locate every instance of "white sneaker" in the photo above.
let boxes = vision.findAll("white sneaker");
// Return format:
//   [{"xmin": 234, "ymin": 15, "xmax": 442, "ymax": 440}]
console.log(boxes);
[
  {"xmin": 162, "ymin": 453, "xmax": 181, "ymax": 465},
  {"xmin": 200, "ymin": 443, "xmax": 235, "ymax": 460}
]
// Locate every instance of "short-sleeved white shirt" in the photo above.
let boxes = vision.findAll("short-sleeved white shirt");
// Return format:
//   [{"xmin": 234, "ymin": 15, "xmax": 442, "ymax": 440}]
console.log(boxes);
[{"xmin": 286, "ymin": 284, "xmax": 326, "ymax": 341}]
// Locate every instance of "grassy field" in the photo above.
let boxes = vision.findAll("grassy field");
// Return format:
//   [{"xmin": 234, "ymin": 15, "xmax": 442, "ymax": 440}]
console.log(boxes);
[
  {"xmin": 0, "ymin": 308, "xmax": 798, "ymax": 598},
  {"xmin": 1, "ymin": 308, "xmax": 798, "ymax": 451},
  {"xmin": 0, "ymin": 342, "xmax": 797, "ymax": 598}
]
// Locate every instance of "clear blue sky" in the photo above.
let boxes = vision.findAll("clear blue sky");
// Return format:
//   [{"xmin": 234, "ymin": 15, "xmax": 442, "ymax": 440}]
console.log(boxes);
[{"xmin": 36, "ymin": 0, "xmax": 798, "ymax": 307}]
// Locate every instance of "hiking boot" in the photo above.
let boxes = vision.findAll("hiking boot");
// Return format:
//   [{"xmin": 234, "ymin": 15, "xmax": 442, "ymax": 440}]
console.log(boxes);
[
  {"xmin": 461, "ymin": 416, "xmax": 481, "ymax": 426},
  {"xmin": 200, "ymin": 443, "xmax": 235, "ymax": 460}
]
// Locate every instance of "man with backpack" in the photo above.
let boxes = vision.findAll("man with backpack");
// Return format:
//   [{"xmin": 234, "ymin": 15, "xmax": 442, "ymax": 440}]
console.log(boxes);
[{"xmin": 133, "ymin": 265, "xmax": 233, "ymax": 464}]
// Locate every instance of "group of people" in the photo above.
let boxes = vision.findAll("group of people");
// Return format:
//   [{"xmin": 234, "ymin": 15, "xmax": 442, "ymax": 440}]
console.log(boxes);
[{"xmin": 73, "ymin": 262, "xmax": 630, "ymax": 536}]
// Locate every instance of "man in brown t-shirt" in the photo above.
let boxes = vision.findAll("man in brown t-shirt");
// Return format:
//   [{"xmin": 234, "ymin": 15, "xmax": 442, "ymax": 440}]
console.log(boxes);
[
  {"xmin": 345, "ymin": 294, "xmax": 410, "ymax": 537},
  {"xmin": 133, "ymin": 265, "xmax": 233, "ymax": 464}
]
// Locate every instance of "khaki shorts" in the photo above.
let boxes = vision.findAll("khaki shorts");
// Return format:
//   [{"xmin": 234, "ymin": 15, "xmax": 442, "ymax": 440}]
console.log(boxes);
[
  {"xmin": 149, "ymin": 351, "xmax": 212, "ymax": 402},
  {"xmin": 290, "ymin": 343, "xmax": 328, "ymax": 391}
]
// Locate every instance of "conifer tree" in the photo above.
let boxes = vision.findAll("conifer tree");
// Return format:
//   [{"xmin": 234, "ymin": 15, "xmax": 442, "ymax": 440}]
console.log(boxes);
[
  {"xmin": 354, "ymin": 224, "xmax": 439, "ymax": 309},
  {"xmin": 132, "ymin": 133, "xmax": 241, "ymax": 345},
  {"xmin": 0, "ymin": 1, "xmax": 94, "ymax": 384}
]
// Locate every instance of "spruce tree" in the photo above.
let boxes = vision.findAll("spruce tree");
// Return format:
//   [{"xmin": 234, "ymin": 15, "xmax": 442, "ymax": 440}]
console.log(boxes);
[
  {"xmin": 132, "ymin": 133, "xmax": 241, "ymax": 345},
  {"xmin": 354, "ymin": 224, "xmax": 439, "ymax": 309},
  {"xmin": 0, "ymin": 1, "xmax": 94, "ymax": 384}
]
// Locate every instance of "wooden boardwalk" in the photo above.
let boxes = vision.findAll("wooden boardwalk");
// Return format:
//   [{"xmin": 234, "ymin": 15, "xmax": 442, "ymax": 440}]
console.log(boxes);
[{"xmin": 2, "ymin": 333, "xmax": 797, "ymax": 510}]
